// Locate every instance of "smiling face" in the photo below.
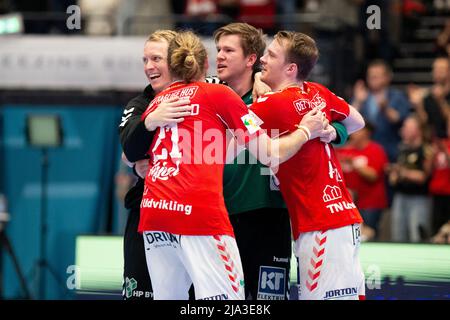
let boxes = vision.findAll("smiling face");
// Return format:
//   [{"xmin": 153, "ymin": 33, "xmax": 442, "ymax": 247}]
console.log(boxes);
[
  {"xmin": 216, "ymin": 34, "xmax": 254, "ymax": 85},
  {"xmin": 143, "ymin": 40, "xmax": 172, "ymax": 93},
  {"xmin": 259, "ymin": 39, "xmax": 289, "ymax": 91}
]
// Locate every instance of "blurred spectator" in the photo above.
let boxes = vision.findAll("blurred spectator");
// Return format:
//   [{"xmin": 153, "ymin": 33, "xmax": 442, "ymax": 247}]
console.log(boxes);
[
  {"xmin": 409, "ymin": 56, "xmax": 450, "ymax": 139},
  {"xmin": 428, "ymin": 138, "xmax": 450, "ymax": 235},
  {"xmin": 238, "ymin": 0, "xmax": 276, "ymax": 34},
  {"xmin": 316, "ymin": 0, "xmax": 359, "ymax": 31},
  {"xmin": 78, "ymin": 0, "xmax": 121, "ymax": 35},
  {"xmin": 432, "ymin": 220, "xmax": 450, "ymax": 244},
  {"xmin": 433, "ymin": 0, "xmax": 450, "ymax": 13},
  {"xmin": 388, "ymin": 115, "xmax": 432, "ymax": 242},
  {"xmin": 436, "ymin": 19, "xmax": 450, "ymax": 56},
  {"xmin": 116, "ymin": 0, "xmax": 173, "ymax": 35},
  {"xmin": 352, "ymin": 59, "xmax": 411, "ymax": 162},
  {"xmin": 337, "ymin": 122, "xmax": 389, "ymax": 240},
  {"xmin": 303, "ymin": 0, "xmax": 319, "ymax": 12},
  {"xmin": 183, "ymin": 0, "xmax": 219, "ymax": 35},
  {"xmin": 276, "ymin": 0, "xmax": 298, "ymax": 30}
]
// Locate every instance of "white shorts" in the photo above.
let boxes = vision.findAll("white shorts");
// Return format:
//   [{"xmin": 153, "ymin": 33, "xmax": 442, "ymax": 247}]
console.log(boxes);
[
  {"xmin": 143, "ymin": 231, "xmax": 245, "ymax": 300},
  {"xmin": 294, "ymin": 224, "xmax": 365, "ymax": 300}
]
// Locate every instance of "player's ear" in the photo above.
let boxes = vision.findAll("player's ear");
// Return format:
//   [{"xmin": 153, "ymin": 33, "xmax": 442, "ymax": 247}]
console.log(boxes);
[
  {"xmin": 247, "ymin": 53, "xmax": 257, "ymax": 69},
  {"xmin": 286, "ymin": 63, "xmax": 298, "ymax": 77}
]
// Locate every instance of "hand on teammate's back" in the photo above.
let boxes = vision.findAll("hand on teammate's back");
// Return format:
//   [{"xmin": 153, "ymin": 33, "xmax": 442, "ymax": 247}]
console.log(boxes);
[{"xmin": 144, "ymin": 96, "xmax": 193, "ymax": 131}]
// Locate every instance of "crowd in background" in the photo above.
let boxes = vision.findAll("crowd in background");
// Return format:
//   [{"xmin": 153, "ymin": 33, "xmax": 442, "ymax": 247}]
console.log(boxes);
[
  {"xmin": 1, "ymin": 0, "xmax": 449, "ymax": 244},
  {"xmin": 337, "ymin": 55, "xmax": 450, "ymax": 244}
]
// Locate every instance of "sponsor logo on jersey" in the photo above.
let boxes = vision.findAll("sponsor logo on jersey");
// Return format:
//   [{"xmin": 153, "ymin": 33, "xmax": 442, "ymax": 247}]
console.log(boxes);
[
  {"xmin": 323, "ymin": 287, "xmax": 358, "ymax": 300},
  {"xmin": 273, "ymin": 256, "xmax": 289, "ymax": 263},
  {"xmin": 241, "ymin": 111, "xmax": 263, "ymax": 135},
  {"xmin": 124, "ymin": 277, "xmax": 153, "ymax": 299},
  {"xmin": 125, "ymin": 277, "xmax": 137, "ymax": 298},
  {"xmin": 326, "ymin": 201, "xmax": 357, "ymax": 214},
  {"xmin": 150, "ymin": 86, "xmax": 199, "ymax": 109},
  {"xmin": 293, "ymin": 92, "xmax": 326, "ymax": 115},
  {"xmin": 144, "ymin": 231, "xmax": 181, "ymax": 247},
  {"xmin": 257, "ymin": 266, "xmax": 286, "ymax": 300},
  {"xmin": 141, "ymin": 198, "xmax": 192, "ymax": 215},
  {"xmin": 323, "ymin": 185, "xmax": 356, "ymax": 213},
  {"xmin": 323, "ymin": 185, "xmax": 342, "ymax": 203}
]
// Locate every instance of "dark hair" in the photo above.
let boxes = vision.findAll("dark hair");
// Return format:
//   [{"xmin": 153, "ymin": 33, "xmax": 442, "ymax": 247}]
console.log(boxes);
[{"xmin": 214, "ymin": 22, "xmax": 266, "ymax": 73}]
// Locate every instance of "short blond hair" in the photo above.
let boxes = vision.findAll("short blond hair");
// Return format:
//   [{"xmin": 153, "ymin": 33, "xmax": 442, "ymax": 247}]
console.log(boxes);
[
  {"xmin": 274, "ymin": 31, "xmax": 319, "ymax": 80},
  {"xmin": 147, "ymin": 30, "xmax": 177, "ymax": 44},
  {"xmin": 214, "ymin": 23, "xmax": 266, "ymax": 72},
  {"xmin": 168, "ymin": 31, "xmax": 207, "ymax": 83}
]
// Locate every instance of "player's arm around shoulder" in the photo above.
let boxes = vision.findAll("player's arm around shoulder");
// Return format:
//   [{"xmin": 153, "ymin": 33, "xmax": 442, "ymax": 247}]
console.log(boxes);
[{"xmin": 248, "ymin": 107, "xmax": 327, "ymax": 167}]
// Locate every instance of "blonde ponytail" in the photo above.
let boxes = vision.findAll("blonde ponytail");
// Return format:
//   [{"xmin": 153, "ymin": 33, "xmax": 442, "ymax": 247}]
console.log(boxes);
[{"xmin": 168, "ymin": 31, "xmax": 207, "ymax": 83}]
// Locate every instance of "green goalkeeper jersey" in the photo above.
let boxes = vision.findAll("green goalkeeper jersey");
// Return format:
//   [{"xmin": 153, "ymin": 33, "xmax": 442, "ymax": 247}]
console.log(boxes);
[{"xmin": 223, "ymin": 90, "xmax": 286, "ymax": 215}]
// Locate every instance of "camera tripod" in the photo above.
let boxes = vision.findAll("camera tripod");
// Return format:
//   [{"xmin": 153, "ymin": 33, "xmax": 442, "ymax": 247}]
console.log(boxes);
[
  {"xmin": 0, "ymin": 217, "xmax": 31, "ymax": 299},
  {"xmin": 29, "ymin": 148, "xmax": 66, "ymax": 300}
]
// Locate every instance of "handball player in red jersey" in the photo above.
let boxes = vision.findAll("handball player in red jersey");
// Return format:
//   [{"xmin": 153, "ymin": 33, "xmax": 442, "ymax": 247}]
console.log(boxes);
[
  {"xmin": 139, "ymin": 31, "xmax": 334, "ymax": 300},
  {"xmin": 250, "ymin": 31, "xmax": 366, "ymax": 300}
]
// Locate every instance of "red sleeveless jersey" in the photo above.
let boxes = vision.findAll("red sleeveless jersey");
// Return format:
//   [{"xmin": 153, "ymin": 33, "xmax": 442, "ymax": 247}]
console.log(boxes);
[
  {"xmin": 139, "ymin": 81, "xmax": 261, "ymax": 236},
  {"xmin": 250, "ymin": 82, "xmax": 363, "ymax": 238}
]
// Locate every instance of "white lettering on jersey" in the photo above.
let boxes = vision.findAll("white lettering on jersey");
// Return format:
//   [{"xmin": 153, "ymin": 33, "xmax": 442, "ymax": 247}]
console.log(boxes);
[
  {"xmin": 150, "ymin": 123, "xmax": 182, "ymax": 181},
  {"xmin": 148, "ymin": 160, "xmax": 180, "ymax": 182}
]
